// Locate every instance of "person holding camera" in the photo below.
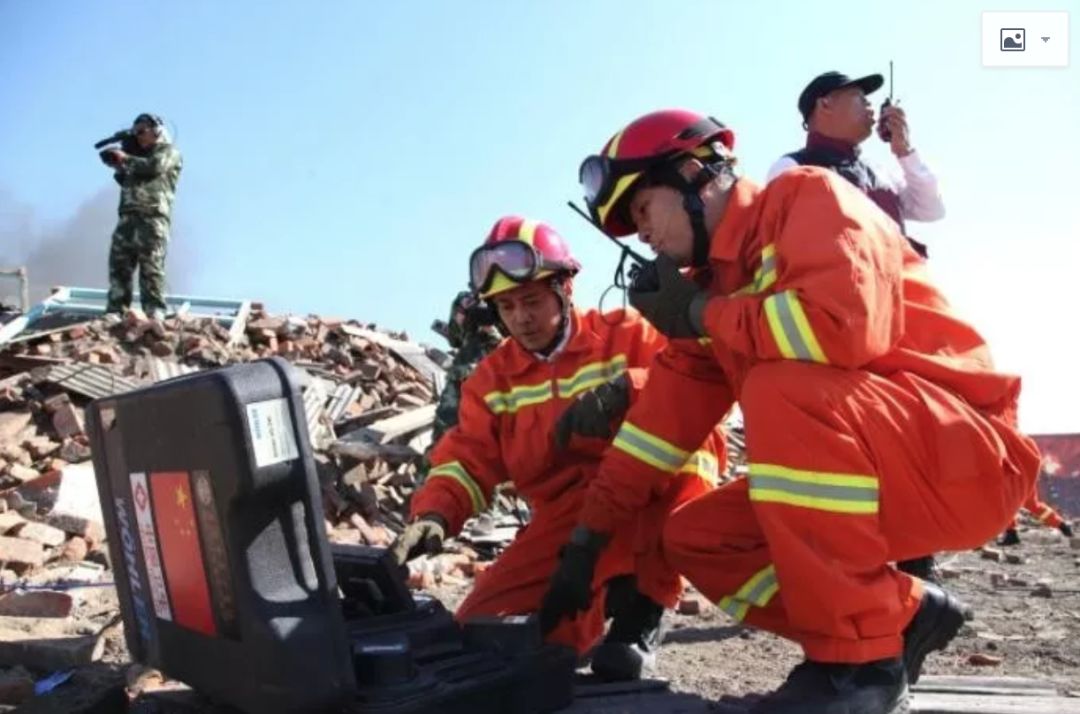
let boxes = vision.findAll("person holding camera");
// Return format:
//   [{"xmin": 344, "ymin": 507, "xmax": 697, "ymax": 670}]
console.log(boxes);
[{"xmin": 99, "ymin": 113, "xmax": 182, "ymax": 320}]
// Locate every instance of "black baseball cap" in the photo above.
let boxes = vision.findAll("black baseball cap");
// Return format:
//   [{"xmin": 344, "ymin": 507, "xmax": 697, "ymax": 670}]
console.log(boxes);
[{"xmin": 798, "ymin": 72, "xmax": 884, "ymax": 122}]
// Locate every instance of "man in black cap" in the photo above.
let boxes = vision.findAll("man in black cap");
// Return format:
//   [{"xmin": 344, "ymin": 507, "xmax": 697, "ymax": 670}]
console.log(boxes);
[{"xmin": 767, "ymin": 71, "xmax": 944, "ymax": 257}]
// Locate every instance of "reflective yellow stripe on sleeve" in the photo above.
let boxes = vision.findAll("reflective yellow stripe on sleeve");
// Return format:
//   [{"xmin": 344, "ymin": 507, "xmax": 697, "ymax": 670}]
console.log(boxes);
[
  {"xmin": 717, "ymin": 564, "xmax": 779, "ymax": 621},
  {"xmin": 427, "ymin": 461, "xmax": 488, "ymax": 514},
  {"xmin": 613, "ymin": 421, "xmax": 690, "ymax": 473},
  {"xmin": 763, "ymin": 290, "xmax": 828, "ymax": 363},
  {"xmin": 677, "ymin": 450, "xmax": 720, "ymax": 486}
]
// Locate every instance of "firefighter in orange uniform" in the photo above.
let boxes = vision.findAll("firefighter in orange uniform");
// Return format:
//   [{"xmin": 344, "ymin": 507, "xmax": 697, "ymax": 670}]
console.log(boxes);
[
  {"xmin": 1000, "ymin": 479, "xmax": 1073, "ymax": 545},
  {"xmin": 538, "ymin": 110, "xmax": 1041, "ymax": 713},
  {"xmin": 390, "ymin": 216, "xmax": 723, "ymax": 681}
]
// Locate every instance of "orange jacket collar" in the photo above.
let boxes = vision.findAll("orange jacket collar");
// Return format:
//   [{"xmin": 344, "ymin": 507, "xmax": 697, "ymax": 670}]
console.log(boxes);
[
  {"xmin": 500, "ymin": 309, "xmax": 601, "ymax": 377},
  {"xmin": 709, "ymin": 177, "xmax": 763, "ymax": 263}
]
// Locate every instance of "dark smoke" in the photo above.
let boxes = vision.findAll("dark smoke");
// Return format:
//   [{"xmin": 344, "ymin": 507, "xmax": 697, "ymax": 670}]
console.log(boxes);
[{"xmin": 0, "ymin": 185, "xmax": 198, "ymax": 307}]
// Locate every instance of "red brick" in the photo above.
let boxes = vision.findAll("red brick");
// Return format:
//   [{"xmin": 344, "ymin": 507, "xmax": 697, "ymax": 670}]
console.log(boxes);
[
  {"xmin": 967, "ymin": 653, "xmax": 1003, "ymax": 666},
  {"xmin": 150, "ymin": 341, "xmax": 175, "ymax": 357},
  {"xmin": 0, "ymin": 590, "xmax": 74, "ymax": 618},
  {"xmin": 677, "ymin": 597, "xmax": 703, "ymax": 616}
]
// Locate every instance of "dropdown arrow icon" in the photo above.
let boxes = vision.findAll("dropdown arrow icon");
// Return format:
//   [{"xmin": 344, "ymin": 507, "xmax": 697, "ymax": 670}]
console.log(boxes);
[{"xmin": 1042, "ymin": 36, "xmax": 1050, "ymax": 42}]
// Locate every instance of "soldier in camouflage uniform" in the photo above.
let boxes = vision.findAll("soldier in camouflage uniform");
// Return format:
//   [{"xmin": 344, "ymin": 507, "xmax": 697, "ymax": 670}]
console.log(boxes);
[
  {"xmin": 432, "ymin": 290, "xmax": 504, "ymax": 442},
  {"xmin": 417, "ymin": 291, "xmax": 503, "ymax": 484},
  {"xmin": 101, "ymin": 113, "xmax": 182, "ymax": 319}
]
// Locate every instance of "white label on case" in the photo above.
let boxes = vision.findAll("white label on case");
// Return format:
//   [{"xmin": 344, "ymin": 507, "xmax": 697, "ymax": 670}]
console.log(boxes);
[{"xmin": 246, "ymin": 398, "xmax": 299, "ymax": 467}]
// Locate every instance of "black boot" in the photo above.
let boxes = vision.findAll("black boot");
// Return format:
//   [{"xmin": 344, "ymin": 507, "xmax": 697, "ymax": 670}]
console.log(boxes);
[
  {"xmin": 749, "ymin": 658, "xmax": 909, "ymax": 714},
  {"xmin": 896, "ymin": 555, "xmax": 941, "ymax": 584},
  {"xmin": 1060, "ymin": 522, "xmax": 1074, "ymax": 538},
  {"xmin": 903, "ymin": 581, "xmax": 969, "ymax": 685},
  {"xmin": 998, "ymin": 528, "xmax": 1021, "ymax": 546},
  {"xmin": 590, "ymin": 576, "xmax": 664, "ymax": 681}
]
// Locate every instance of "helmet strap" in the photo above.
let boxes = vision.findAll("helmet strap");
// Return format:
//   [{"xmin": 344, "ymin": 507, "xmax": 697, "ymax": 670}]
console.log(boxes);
[{"xmin": 647, "ymin": 161, "xmax": 725, "ymax": 268}]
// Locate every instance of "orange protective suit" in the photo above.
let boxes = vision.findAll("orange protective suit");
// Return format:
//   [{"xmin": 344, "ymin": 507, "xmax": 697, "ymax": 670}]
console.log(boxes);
[
  {"xmin": 410, "ymin": 308, "xmax": 723, "ymax": 653},
  {"xmin": 1009, "ymin": 487, "xmax": 1066, "ymax": 531},
  {"xmin": 578, "ymin": 167, "xmax": 1041, "ymax": 664}
]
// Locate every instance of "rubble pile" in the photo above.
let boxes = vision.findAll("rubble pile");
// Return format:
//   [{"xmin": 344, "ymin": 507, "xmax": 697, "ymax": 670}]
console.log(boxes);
[{"xmin": 0, "ymin": 306, "xmax": 465, "ymax": 588}]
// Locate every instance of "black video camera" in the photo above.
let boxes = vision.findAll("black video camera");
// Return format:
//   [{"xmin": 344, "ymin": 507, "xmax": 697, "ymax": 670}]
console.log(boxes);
[{"xmin": 94, "ymin": 129, "xmax": 142, "ymax": 167}]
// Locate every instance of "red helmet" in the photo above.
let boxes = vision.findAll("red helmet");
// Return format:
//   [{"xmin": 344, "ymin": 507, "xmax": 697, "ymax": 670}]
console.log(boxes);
[
  {"xmin": 580, "ymin": 110, "xmax": 735, "ymax": 238},
  {"xmin": 469, "ymin": 216, "xmax": 581, "ymax": 299}
]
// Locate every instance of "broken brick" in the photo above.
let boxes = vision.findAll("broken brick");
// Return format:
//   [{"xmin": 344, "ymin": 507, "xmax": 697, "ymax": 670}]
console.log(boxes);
[
  {"xmin": 51, "ymin": 402, "xmax": 86, "ymax": 439},
  {"xmin": 60, "ymin": 439, "xmax": 93, "ymax": 463},
  {"xmin": 0, "ymin": 536, "xmax": 45, "ymax": 567},
  {"xmin": 677, "ymin": 598, "xmax": 703, "ymax": 616},
  {"xmin": 48, "ymin": 513, "xmax": 106, "ymax": 545},
  {"xmin": 0, "ymin": 512, "xmax": 26, "ymax": 534},
  {"xmin": 0, "ymin": 590, "xmax": 74, "ymax": 618},
  {"xmin": 5, "ymin": 463, "xmax": 39, "ymax": 483},
  {"xmin": 967, "ymin": 653, "xmax": 1003, "ymax": 666},
  {"xmin": 61, "ymin": 536, "xmax": 89, "ymax": 562},
  {"xmin": 13, "ymin": 521, "xmax": 67, "ymax": 547}
]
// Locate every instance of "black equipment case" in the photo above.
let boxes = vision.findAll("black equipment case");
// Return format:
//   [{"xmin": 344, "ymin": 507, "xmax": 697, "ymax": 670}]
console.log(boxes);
[{"xmin": 87, "ymin": 357, "xmax": 576, "ymax": 713}]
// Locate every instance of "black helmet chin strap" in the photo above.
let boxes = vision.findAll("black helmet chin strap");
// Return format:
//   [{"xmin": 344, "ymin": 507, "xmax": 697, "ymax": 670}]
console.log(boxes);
[
  {"xmin": 535, "ymin": 276, "xmax": 573, "ymax": 357},
  {"xmin": 648, "ymin": 162, "xmax": 724, "ymax": 269}
]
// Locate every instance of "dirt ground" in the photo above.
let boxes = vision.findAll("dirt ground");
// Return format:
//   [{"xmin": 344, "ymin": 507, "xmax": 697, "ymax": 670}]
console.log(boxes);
[
  {"xmin": 7, "ymin": 520, "xmax": 1080, "ymax": 711},
  {"xmin": 433, "ymin": 520, "xmax": 1080, "ymax": 700}
]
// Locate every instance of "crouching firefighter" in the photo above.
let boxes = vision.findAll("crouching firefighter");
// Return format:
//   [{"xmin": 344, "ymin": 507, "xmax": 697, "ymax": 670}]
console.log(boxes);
[
  {"xmin": 390, "ymin": 216, "xmax": 725, "ymax": 680},
  {"xmin": 541, "ymin": 109, "xmax": 1041, "ymax": 713}
]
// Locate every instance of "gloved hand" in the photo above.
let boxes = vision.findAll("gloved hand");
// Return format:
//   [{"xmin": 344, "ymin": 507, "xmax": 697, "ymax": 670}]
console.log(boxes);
[
  {"xmin": 538, "ymin": 526, "xmax": 610, "ymax": 635},
  {"xmin": 389, "ymin": 513, "xmax": 448, "ymax": 565},
  {"xmin": 552, "ymin": 374, "xmax": 631, "ymax": 451},
  {"xmin": 628, "ymin": 255, "xmax": 710, "ymax": 340},
  {"xmin": 103, "ymin": 149, "xmax": 127, "ymax": 166}
]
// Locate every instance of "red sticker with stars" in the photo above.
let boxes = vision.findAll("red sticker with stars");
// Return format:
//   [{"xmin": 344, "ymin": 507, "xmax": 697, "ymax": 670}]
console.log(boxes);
[{"xmin": 150, "ymin": 471, "xmax": 218, "ymax": 636}]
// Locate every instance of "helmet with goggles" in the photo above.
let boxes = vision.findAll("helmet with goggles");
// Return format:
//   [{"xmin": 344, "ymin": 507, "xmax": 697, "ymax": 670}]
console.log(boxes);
[
  {"xmin": 469, "ymin": 216, "xmax": 581, "ymax": 300},
  {"xmin": 580, "ymin": 110, "xmax": 735, "ymax": 242}
]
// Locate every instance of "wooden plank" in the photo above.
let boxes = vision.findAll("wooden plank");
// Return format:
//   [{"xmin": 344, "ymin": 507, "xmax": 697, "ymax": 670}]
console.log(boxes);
[
  {"xmin": 911, "ymin": 692, "xmax": 1080, "ymax": 713},
  {"xmin": 367, "ymin": 404, "xmax": 436, "ymax": 443},
  {"xmin": 916, "ymin": 675, "xmax": 1062, "ymax": 692},
  {"xmin": 915, "ymin": 675, "xmax": 1058, "ymax": 697}
]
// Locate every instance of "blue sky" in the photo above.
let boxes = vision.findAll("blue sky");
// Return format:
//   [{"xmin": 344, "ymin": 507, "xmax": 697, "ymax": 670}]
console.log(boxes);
[{"xmin": 1, "ymin": 0, "xmax": 1076, "ymax": 432}]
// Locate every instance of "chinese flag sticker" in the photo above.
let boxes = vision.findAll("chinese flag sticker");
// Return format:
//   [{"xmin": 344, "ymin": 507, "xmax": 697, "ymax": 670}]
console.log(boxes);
[{"xmin": 150, "ymin": 472, "xmax": 218, "ymax": 636}]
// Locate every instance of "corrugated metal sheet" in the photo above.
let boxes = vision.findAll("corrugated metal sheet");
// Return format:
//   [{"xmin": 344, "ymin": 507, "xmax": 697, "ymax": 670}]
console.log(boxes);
[
  {"xmin": 40, "ymin": 364, "xmax": 142, "ymax": 399},
  {"xmin": 326, "ymin": 383, "xmax": 362, "ymax": 423},
  {"xmin": 149, "ymin": 358, "xmax": 201, "ymax": 383}
]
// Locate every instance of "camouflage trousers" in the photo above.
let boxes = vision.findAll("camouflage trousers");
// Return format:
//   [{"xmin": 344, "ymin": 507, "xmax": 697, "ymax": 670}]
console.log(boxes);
[{"xmin": 106, "ymin": 214, "xmax": 170, "ymax": 315}]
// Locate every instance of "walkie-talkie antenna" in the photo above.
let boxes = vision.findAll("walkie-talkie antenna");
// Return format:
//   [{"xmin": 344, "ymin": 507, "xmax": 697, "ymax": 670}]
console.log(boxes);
[{"xmin": 566, "ymin": 201, "xmax": 651, "ymax": 265}]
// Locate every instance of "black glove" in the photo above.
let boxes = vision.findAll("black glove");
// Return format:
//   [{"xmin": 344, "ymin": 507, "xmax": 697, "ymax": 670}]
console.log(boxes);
[
  {"xmin": 628, "ymin": 254, "xmax": 709, "ymax": 340},
  {"xmin": 389, "ymin": 513, "xmax": 448, "ymax": 565},
  {"xmin": 552, "ymin": 375, "xmax": 631, "ymax": 451},
  {"xmin": 538, "ymin": 526, "xmax": 610, "ymax": 635}
]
